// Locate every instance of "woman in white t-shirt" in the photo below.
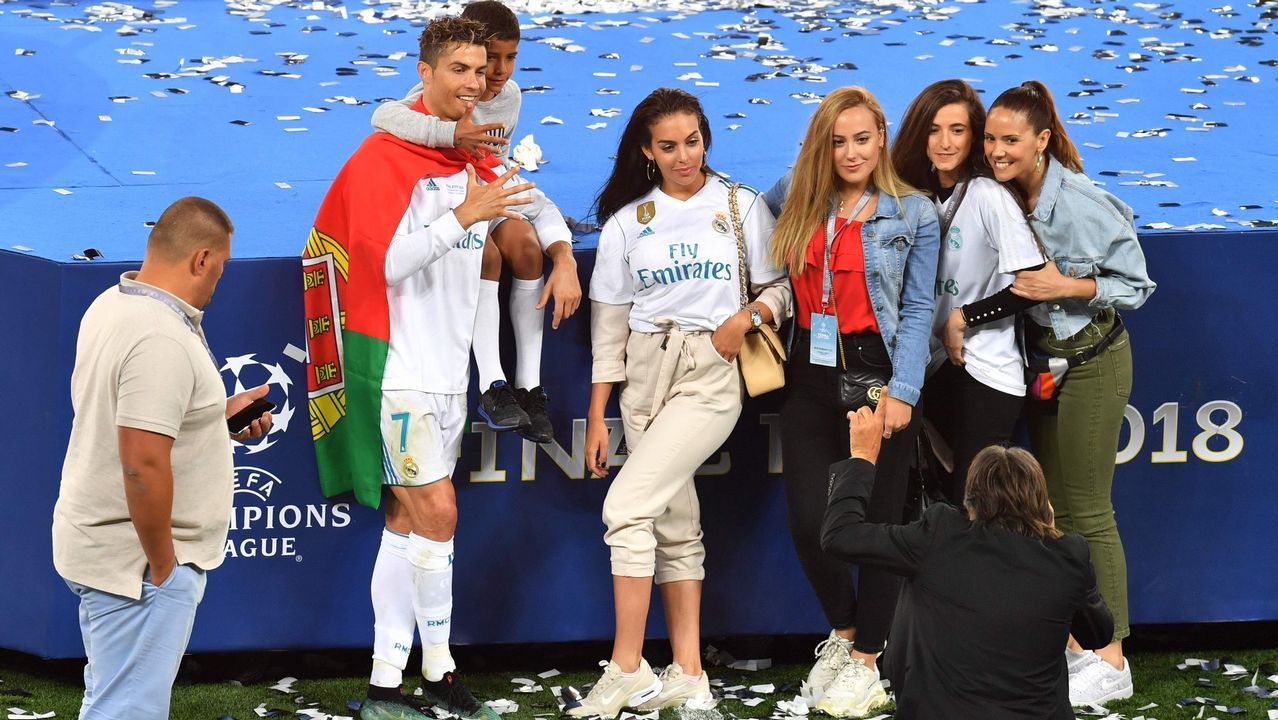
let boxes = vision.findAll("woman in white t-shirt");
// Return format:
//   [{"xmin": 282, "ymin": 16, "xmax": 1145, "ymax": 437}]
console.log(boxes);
[
  {"xmin": 892, "ymin": 79, "xmax": 1046, "ymax": 503},
  {"xmin": 572, "ymin": 87, "xmax": 791, "ymax": 719}
]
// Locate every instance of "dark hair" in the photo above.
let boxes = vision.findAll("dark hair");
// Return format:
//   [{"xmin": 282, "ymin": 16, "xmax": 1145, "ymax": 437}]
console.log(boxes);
[
  {"xmin": 418, "ymin": 16, "xmax": 490, "ymax": 66},
  {"xmin": 989, "ymin": 80, "xmax": 1083, "ymax": 174},
  {"xmin": 892, "ymin": 79, "xmax": 987, "ymax": 196},
  {"xmin": 462, "ymin": 1, "xmax": 520, "ymax": 42},
  {"xmin": 593, "ymin": 88, "xmax": 713, "ymax": 224},
  {"xmin": 148, "ymin": 196, "xmax": 233, "ymax": 260},
  {"xmin": 964, "ymin": 446, "xmax": 1061, "ymax": 541}
]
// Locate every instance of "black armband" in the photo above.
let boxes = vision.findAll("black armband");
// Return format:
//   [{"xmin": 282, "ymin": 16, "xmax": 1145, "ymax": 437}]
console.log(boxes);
[{"xmin": 960, "ymin": 284, "xmax": 1040, "ymax": 327}]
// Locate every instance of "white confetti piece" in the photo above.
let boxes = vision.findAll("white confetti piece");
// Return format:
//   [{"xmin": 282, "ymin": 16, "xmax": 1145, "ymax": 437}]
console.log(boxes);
[
  {"xmin": 587, "ymin": 122, "xmax": 607, "ymax": 130},
  {"xmin": 270, "ymin": 676, "xmax": 298, "ymax": 693},
  {"xmin": 7, "ymin": 710, "xmax": 56, "ymax": 720},
  {"xmin": 131, "ymin": 170, "xmax": 156, "ymax": 176},
  {"xmin": 284, "ymin": 127, "xmax": 308, "ymax": 132},
  {"xmin": 1173, "ymin": 157, "xmax": 1197, "ymax": 162},
  {"xmin": 277, "ymin": 115, "xmax": 301, "ymax": 121},
  {"xmin": 98, "ymin": 115, "xmax": 112, "ymax": 122},
  {"xmin": 540, "ymin": 116, "xmax": 563, "ymax": 125},
  {"xmin": 538, "ymin": 669, "xmax": 562, "ymax": 679},
  {"xmin": 275, "ymin": 182, "xmax": 293, "ymax": 189},
  {"xmin": 486, "ymin": 699, "xmax": 519, "ymax": 714},
  {"xmin": 5, "ymin": 162, "xmax": 27, "ymax": 168},
  {"xmin": 11, "ymin": 245, "xmax": 35, "ymax": 252},
  {"xmin": 283, "ymin": 343, "xmax": 308, "ymax": 363},
  {"xmin": 53, "ymin": 188, "xmax": 72, "ymax": 196}
]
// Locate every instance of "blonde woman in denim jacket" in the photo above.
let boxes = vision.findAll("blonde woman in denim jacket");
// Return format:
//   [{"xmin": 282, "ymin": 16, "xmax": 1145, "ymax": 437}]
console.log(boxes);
[
  {"xmin": 985, "ymin": 80, "xmax": 1156, "ymax": 707},
  {"xmin": 762, "ymin": 86, "xmax": 940, "ymax": 717}
]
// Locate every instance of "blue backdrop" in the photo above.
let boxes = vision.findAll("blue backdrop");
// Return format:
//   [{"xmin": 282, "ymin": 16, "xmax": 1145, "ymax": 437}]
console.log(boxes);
[
  {"xmin": 2, "ymin": 229, "xmax": 1273, "ymax": 658},
  {"xmin": 1, "ymin": 0, "xmax": 1275, "ymax": 658}
]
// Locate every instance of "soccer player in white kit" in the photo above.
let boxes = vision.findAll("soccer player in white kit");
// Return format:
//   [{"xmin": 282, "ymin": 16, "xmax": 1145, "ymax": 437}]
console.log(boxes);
[{"xmin": 351, "ymin": 17, "xmax": 562, "ymax": 720}]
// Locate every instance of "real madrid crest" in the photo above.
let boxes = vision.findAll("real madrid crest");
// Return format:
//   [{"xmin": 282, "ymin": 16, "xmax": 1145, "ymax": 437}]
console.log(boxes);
[
  {"xmin": 637, "ymin": 201, "xmax": 656, "ymax": 225},
  {"xmin": 402, "ymin": 456, "xmax": 419, "ymax": 480},
  {"xmin": 712, "ymin": 212, "xmax": 730, "ymax": 235}
]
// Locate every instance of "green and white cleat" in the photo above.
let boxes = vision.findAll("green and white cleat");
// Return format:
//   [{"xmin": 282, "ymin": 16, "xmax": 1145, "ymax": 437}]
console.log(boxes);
[{"xmin": 359, "ymin": 696, "xmax": 435, "ymax": 720}]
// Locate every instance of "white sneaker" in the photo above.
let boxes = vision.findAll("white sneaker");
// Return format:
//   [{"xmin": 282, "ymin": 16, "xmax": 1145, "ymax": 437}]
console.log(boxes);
[
  {"xmin": 814, "ymin": 658, "xmax": 888, "ymax": 718},
  {"xmin": 635, "ymin": 662, "xmax": 712, "ymax": 711},
  {"xmin": 566, "ymin": 659, "xmax": 663, "ymax": 719},
  {"xmin": 1066, "ymin": 647, "xmax": 1094, "ymax": 675},
  {"xmin": 1068, "ymin": 655, "xmax": 1133, "ymax": 706},
  {"xmin": 806, "ymin": 631, "xmax": 853, "ymax": 699}
]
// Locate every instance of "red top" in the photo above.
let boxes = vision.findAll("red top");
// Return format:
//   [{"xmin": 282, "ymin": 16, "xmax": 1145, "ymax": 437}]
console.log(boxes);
[{"xmin": 792, "ymin": 218, "xmax": 880, "ymax": 334}]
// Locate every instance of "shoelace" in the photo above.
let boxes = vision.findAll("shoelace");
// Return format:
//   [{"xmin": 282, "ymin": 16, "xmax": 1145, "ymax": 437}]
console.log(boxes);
[
  {"xmin": 840, "ymin": 658, "xmax": 873, "ymax": 682},
  {"xmin": 814, "ymin": 637, "xmax": 846, "ymax": 661},
  {"xmin": 524, "ymin": 389, "xmax": 548, "ymax": 413},
  {"xmin": 583, "ymin": 665, "xmax": 623, "ymax": 703},
  {"xmin": 657, "ymin": 664, "xmax": 684, "ymax": 683}
]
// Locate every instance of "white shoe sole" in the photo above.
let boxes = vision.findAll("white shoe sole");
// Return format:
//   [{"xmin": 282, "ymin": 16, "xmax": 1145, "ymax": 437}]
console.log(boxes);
[
  {"xmin": 814, "ymin": 684, "xmax": 889, "ymax": 718},
  {"xmin": 1073, "ymin": 683, "xmax": 1133, "ymax": 707}
]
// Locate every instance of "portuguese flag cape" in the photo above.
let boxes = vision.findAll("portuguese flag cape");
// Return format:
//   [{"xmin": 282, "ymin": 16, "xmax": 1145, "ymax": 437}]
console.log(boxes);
[{"xmin": 303, "ymin": 100, "xmax": 500, "ymax": 509}]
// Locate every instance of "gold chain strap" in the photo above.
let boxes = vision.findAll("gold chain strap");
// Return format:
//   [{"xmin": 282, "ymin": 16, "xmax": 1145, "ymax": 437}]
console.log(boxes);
[{"xmin": 728, "ymin": 183, "xmax": 749, "ymax": 309}]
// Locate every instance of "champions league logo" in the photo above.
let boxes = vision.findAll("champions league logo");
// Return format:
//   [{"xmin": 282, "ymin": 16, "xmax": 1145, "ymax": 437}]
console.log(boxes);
[
  {"xmin": 221, "ymin": 353, "xmax": 296, "ymax": 454},
  {"xmin": 228, "ymin": 466, "xmax": 352, "ymax": 560},
  {"xmin": 220, "ymin": 350, "xmax": 354, "ymax": 560}
]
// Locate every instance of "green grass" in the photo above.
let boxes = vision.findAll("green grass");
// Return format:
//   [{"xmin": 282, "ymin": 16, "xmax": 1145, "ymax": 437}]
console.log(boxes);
[{"xmin": 2, "ymin": 651, "xmax": 1277, "ymax": 719}]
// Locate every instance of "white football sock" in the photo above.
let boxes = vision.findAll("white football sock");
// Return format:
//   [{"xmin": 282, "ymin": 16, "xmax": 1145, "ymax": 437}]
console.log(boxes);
[
  {"xmin": 510, "ymin": 277, "xmax": 544, "ymax": 390},
  {"xmin": 370, "ymin": 529, "xmax": 414, "ymax": 688},
  {"xmin": 407, "ymin": 533, "xmax": 455, "ymax": 681},
  {"xmin": 473, "ymin": 280, "xmax": 506, "ymax": 390}
]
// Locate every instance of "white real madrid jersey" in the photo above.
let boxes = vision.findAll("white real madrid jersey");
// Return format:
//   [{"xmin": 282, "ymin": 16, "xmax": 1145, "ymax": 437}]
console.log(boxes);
[
  {"xmin": 929, "ymin": 176, "xmax": 1045, "ymax": 396},
  {"xmin": 591, "ymin": 175, "xmax": 784, "ymax": 333},
  {"xmin": 382, "ymin": 167, "xmax": 562, "ymax": 394}
]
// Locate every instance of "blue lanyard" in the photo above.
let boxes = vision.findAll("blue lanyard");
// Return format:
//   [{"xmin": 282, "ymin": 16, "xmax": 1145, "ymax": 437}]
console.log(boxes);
[
  {"xmin": 118, "ymin": 284, "xmax": 219, "ymax": 370},
  {"xmin": 821, "ymin": 190, "xmax": 873, "ymax": 310}
]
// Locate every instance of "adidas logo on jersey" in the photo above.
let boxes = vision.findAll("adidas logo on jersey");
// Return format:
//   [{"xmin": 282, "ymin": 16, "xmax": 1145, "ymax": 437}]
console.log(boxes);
[
  {"xmin": 425, "ymin": 179, "xmax": 440, "ymax": 191},
  {"xmin": 638, "ymin": 226, "xmax": 655, "ymax": 238}
]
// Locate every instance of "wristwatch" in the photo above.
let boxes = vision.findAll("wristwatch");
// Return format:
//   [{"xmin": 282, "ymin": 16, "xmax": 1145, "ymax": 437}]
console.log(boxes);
[{"xmin": 748, "ymin": 306, "xmax": 764, "ymax": 329}]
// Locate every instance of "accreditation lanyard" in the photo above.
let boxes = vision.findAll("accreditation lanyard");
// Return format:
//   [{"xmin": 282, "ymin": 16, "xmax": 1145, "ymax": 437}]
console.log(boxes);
[
  {"xmin": 820, "ymin": 190, "xmax": 873, "ymax": 312},
  {"xmin": 118, "ymin": 284, "xmax": 219, "ymax": 370},
  {"xmin": 809, "ymin": 190, "xmax": 872, "ymax": 368}
]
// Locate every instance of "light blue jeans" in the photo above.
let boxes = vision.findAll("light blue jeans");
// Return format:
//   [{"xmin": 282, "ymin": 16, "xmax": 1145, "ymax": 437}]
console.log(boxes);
[{"xmin": 66, "ymin": 564, "xmax": 207, "ymax": 720}]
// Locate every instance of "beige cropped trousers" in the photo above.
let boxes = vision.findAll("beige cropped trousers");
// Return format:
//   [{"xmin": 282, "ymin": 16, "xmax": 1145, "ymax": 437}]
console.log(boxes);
[{"xmin": 602, "ymin": 327, "xmax": 743, "ymax": 584}]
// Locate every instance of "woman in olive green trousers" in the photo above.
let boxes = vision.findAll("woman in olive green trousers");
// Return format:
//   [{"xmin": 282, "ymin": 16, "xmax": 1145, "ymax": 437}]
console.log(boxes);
[{"xmin": 984, "ymin": 81, "xmax": 1155, "ymax": 706}]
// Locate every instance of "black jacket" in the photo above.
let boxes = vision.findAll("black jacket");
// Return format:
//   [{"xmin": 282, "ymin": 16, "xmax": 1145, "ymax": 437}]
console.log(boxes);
[{"xmin": 821, "ymin": 458, "xmax": 1113, "ymax": 720}]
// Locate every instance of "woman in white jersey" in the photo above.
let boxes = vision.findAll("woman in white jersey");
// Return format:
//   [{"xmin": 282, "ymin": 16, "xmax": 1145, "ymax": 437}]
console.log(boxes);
[
  {"xmin": 892, "ymin": 79, "xmax": 1046, "ymax": 503},
  {"xmin": 572, "ymin": 87, "xmax": 791, "ymax": 719}
]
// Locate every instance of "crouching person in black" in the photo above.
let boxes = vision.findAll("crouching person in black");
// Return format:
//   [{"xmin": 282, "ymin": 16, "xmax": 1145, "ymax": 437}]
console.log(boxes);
[{"xmin": 821, "ymin": 392, "xmax": 1113, "ymax": 720}]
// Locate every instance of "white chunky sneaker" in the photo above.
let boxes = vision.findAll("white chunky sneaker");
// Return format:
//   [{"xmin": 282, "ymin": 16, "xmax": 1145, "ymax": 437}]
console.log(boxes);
[
  {"xmin": 814, "ymin": 658, "xmax": 888, "ymax": 718},
  {"xmin": 566, "ymin": 659, "xmax": 663, "ymax": 719},
  {"xmin": 806, "ymin": 631, "xmax": 853, "ymax": 700},
  {"xmin": 1066, "ymin": 647, "xmax": 1095, "ymax": 675},
  {"xmin": 635, "ymin": 662, "xmax": 712, "ymax": 711},
  {"xmin": 1069, "ymin": 655, "xmax": 1133, "ymax": 706}
]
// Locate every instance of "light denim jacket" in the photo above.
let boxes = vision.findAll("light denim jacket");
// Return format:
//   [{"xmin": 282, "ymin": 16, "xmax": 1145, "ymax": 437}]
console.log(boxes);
[
  {"xmin": 765, "ymin": 171, "xmax": 940, "ymax": 406},
  {"xmin": 1024, "ymin": 156, "xmax": 1156, "ymax": 339}
]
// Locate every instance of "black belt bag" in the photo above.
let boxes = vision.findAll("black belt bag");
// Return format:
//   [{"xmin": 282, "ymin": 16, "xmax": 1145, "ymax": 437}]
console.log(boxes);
[{"xmin": 1026, "ymin": 313, "xmax": 1125, "ymax": 401}]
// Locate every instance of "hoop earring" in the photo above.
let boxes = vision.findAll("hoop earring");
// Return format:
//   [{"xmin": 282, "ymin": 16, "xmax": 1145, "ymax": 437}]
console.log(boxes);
[
  {"xmin": 645, "ymin": 161, "xmax": 655, "ymax": 181},
  {"xmin": 1035, "ymin": 152, "xmax": 1043, "ymax": 171}
]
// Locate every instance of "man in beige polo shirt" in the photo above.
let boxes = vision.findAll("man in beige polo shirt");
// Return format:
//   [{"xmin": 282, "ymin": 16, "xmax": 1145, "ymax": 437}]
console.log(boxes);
[{"xmin": 52, "ymin": 196, "xmax": 273, "ymax": 720}]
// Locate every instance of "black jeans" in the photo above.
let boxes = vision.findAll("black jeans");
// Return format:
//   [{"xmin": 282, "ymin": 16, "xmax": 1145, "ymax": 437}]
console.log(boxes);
[
  {"xmin": 781, "ymin": 330, "xmax": 920, "ymax": 654},
  {"xmin": 918, "ymin": 362, "xmax": 1026, "ymax": 505}
]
